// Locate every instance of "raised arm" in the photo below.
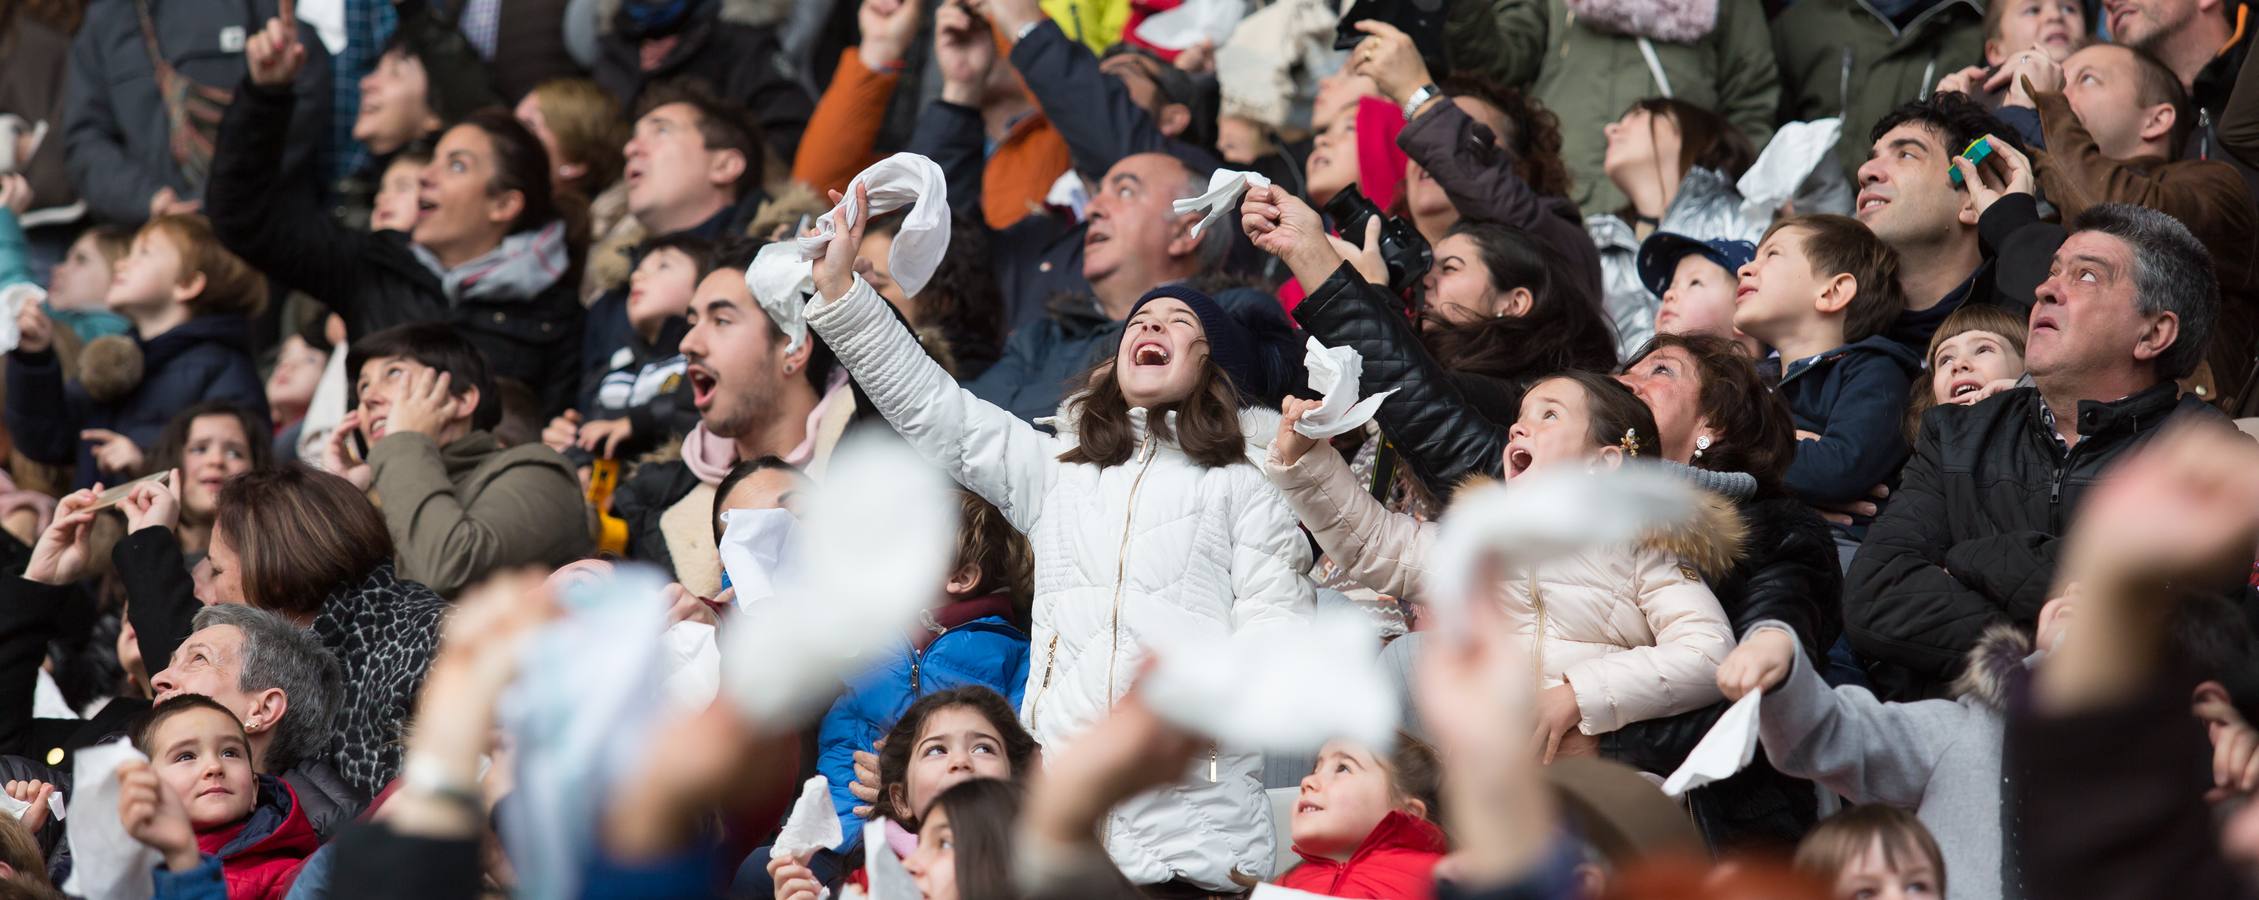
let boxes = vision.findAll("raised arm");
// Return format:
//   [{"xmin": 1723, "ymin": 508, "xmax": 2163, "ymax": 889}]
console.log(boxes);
[
  {"xmin": 791, "ymin": 0, "xmax": 920, "ymax": 196},
  {"xmin": 992, "ymin": 1, "xmax": 1179, "ymax": 178},
  {"xmin": 1261, "ymin": 438, "xmax": 1432, "ymax": 599},
  {"xmin": 907, "ymin": 0, "xmax": 1001, "ymax": 223},
  {"xmin": 1750, "ymin": 625, "xmax": 1959, "ymax": 808}
]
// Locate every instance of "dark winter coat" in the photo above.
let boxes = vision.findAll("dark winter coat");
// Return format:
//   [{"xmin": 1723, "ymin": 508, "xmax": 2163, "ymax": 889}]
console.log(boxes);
[
  {"xmin": 592, "ymin": 11, "xmax": 813, "ymax": 163},
  {"xmin": 310, "ymin": 563, "xmax": 447, "ymax": 795},
  {"xmin": 151, "ymin": 776, "xmax": 319, "ymax": 900},
  {"xmin": 1767, "ymin": 335, "xmax": 1922, "ymax": 508},
  {"xmin": 1771, "ymin": 0, "xmax": 1986, "ymax": 182},
  {"xmin": 907, "ymin": 98, "xmax": 1089, "ymax": 336},
  {"xmin": 1845, "ymin": 381, "xmax": 2222, "ymax": 700},
  {"xmin": 1006, "ymin": 19, "xmax": 1221, "ymax": 180},
  {"xmin": 6, "ymin": 313, "xmax": 268, "ymax": 487},
  {"xmin": 964, "ymin": 294, "xmax": 1123, "ymax": 424},
  {"xmin": 1394, "ymin": 98, "xmax": 1602, "ymax": 314},
  {"xmin": 207, "ymin": 83, "xmax": 585, "ymax": 419}
]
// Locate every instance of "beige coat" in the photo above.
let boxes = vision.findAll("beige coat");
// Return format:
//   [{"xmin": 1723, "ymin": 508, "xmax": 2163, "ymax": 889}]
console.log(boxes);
[{"xmin": 1265, "ymin": 445, "xmax": 1742, "ymax": 735}]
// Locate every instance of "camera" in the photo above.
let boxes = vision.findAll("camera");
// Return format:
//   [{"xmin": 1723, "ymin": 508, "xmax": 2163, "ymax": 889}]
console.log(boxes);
[{"xmin": 1323, "ymin": 184, "xmax": 1434, "ymax": 298}]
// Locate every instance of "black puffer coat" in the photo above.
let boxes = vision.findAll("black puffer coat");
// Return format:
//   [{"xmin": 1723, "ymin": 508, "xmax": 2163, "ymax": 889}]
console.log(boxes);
[{"xmin": 1845, "ymin": 381, "xmax": 2222, "ymax": 701}]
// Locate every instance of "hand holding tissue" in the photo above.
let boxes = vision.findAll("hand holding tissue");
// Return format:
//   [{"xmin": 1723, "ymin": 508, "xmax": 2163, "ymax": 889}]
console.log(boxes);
[
  {"xmin": 1661, "ymin": 688, "xmax": 1764, "ymax": 796},
  {"xmin": 745, "ymin": 153, "xmax": 950, "ymax": 354},
  {"xmin": 772, "ymin": 775, "xmax": 846, "ymax": 860},
  {"xmin": 1292, "ymin": 338, "xmax": 1396, "ymax": 439},
  {"xmin": 1174, "ymin": 169, "xmax": 1272, "ymax": 239}
]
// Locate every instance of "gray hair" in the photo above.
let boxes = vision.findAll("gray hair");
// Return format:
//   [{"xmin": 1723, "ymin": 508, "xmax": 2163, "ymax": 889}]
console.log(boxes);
[
  {"xmin": 2069, "ymin": 203, "xmax": 2219, "ymax": 380},
  {"xmin": 191, "ymin": 604, "xmax": 345, "ymax": 773}
]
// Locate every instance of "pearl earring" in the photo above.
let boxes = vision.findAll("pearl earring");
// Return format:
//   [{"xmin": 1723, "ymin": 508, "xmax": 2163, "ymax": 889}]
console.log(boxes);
[{"xmin": 1694, "ymin": 434, "xmax": 1712, "ymax": 459}]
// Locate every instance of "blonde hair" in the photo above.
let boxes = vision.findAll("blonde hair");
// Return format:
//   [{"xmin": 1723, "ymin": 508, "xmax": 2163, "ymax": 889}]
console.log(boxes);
[
  {"xmin": 529, "ymin": 78, "xmax": 627, "ymax": 193},
  {"xmin": 138, "ymin": 215, "xmax": 268, "ymax": 318},
  {"xmin": 1905, "ymin": 303, "xmax": 2030, "ymax": 440},
  {"xmin": 1793, "ymin": 805, "xmax": 1946, "ymax": 897}
]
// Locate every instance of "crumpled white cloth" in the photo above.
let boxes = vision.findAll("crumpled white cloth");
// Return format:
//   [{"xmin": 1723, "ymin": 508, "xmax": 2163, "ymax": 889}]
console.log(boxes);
[
  {"xmin": 745, "ymin": 153, "xmax": 951, "ymax": 355},
  {"xmin": 863, "ymin": 820, "xmax": 920, "ymax": 900},
  {"xmin": 1662, "ymin": 688, "xmax": 1763, "ymax": 796},
  {"xmin": 659, "ymin": 621, "xmax": 720, "ymax": 714},
  {"xmin": 771, "ymin": 775, "xmax": 846, "ymax": 860},
  {"xmin": 716, "ymin": 508, "xmax": 803, "ymax": 611},
  {"xmin": 1737, "ymin": 118, "xmax": 1841, "ymax": 223},
  {"xmin": 721, "ymin": 431, "xmax": 955, "ymax": 725},
  {"xmin": 1134, "ymin": 0, "xmax": 1247, "ymax": 50},
  {"xmin": 1425, "ymin": 464, "xmax": 1702, "ymax": 637},
  {"xmin": 1046, "ymin": 169, "xmax": 1091, "ymax": 223},
  {"xmin": 0, "ymin": 283, "xmax": 43, "ymax": 355},
  {"xmin": 1174, "ymin": 168, "xmax": 1272, "ymax": 238},
  {"xmin": 0, "ymin": 785, "xmax": 64, "ymax": 823},
  {"xmin": 1292, "ymin": 338, "xmax": 1396, "ymax": 439},
  {"xmin": 62, "ymin": 740, "xmax": 158, "ymax": 900},
  {"xmin": 1143, "ymin": 610, "xmax": 1397, "ymax": 754}
]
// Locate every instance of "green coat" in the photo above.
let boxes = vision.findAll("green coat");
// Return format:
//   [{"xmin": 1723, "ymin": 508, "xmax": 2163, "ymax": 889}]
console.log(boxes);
[
  {"xmin": 1772, "ymin": 0, "xmax": 1987, "ymax": 180},
  {"xmin": 1445, "ymin": 0, "xmax": 1781, "ymax": 214}
]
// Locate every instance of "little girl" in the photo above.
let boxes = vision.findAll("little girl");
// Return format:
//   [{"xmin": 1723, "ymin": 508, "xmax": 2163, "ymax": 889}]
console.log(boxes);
[
  {"xmin": 1275, "ymin": 734, "xmax": 1448, "ymax": 898},
  {"xmin": 1268, "ymin": 371, "xmax": 1738, "ymax": 759},
  {"xmin": 1793, "ymin": 805, "xmax": 1947, "ymax": 900},
  {"xmin": 118, "ymin": 694, "xmax": 317, "ymax": 900},
  {"xmin": 1905, "ymin": 304, "xmax": 2027, "ymax": 440},
  {"xmin": 802, "ymin": 184, "xmax": 1314, "ymax": 890}
]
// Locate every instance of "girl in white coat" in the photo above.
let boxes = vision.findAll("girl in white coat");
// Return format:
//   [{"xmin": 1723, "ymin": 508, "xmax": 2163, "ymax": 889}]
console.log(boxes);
[
  {"xmin": 1267, "ymin": 371, "xmax": 1739, "ymax": 762},
  {"xmin": 801, "ymin": 186, "xmax": 1316, "ymax": 892}
]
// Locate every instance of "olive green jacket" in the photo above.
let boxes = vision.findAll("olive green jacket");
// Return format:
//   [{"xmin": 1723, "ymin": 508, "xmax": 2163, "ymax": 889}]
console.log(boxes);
[{"xmin": 1772, "ymin": 0, "xmax": 1986, "ymax": 179}]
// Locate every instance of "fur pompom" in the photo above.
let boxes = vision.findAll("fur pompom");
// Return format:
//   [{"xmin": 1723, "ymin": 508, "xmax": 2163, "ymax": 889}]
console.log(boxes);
[{"xmin": 78, "ymin": 335, "xmax": 144, "ymax": 404}]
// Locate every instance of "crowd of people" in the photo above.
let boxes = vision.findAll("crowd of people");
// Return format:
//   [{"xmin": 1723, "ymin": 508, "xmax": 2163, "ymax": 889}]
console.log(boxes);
[{"xmin": 3, "ymin": 0, "xmax": 2259, "ymax": 895}]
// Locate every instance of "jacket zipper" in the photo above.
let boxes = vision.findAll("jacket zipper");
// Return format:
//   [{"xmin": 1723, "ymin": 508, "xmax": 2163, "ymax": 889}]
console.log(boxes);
[
  {"xmin": 1028, "ymin": 634, "xmax": 1060, "ymax": 730},
  {"xmin": 1104, "ymin": 433, "xmax": 1162, "ymax": 703}
]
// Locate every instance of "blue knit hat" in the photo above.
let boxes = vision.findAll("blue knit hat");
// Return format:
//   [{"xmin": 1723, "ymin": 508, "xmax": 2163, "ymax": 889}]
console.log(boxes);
[
  {"xmin": 1636, "ymin": 234, "xmax": 1756, "ymax": 299},
  {"xmin": 1125, "ymin": 284, "xmax": 1268, "ymax": 402}
]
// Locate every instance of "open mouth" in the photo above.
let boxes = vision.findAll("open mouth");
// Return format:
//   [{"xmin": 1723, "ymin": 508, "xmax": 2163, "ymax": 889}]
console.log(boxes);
[
  {"xmin": 1296, "ymin": 801, "xmax": 1321, "ymax": 814},
  {"xmin": 198, "ymin": 476, "xmax": 226, "ymax": 495},
  {"xmin": 1131, "ymin": 341, "xmax": 1171, "ymax": 367},
  {"xmin": 365, "ymin": 416, "xmax": 389, "ymax": 441},
  {"xmin": 687, "ymin": 366, "xmax": 719, "ymax": 408},
  {"xmin": 1856, "ymin": 192, "xmax": 1888, "ymax": 215},
  {"xmin": 1949, "ymin": 379, "xmax": 1983, "ymax": 398},
  {"xmin": 1085, "ymin": 230, "xmax": 1112, "ymax": 249},
  {"xmin": 1506, "ymin": 446, "xmax": 1535, "ymax": 478}
]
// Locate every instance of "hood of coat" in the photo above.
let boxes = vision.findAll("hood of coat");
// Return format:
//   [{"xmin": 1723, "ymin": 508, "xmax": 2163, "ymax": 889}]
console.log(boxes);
[
  {"xmin": 207, "ymin": 775, "xmax": 320, "ymax": 865},
  {"xmin": 1564, "ymin": 0, "xmax": 1721, "ymax": 43},
  {"xmin": 1449, "ymin": 478, "xmax": 1749, "ymax": 581},
  {"xmin": 1950, "ymin": 624, "xmax": 2032, "ymax": 712}
]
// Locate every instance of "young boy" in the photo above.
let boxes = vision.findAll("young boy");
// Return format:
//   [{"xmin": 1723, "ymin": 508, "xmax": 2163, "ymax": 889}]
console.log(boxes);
[
  {"xmin": 1637, "ymin": 233, "xmax": 1761, "ymax": 357},
  {"xmin": 1731, "ymin": 214, "xmax": 1919, "ymax": 558},
  {"xmin": 119, "ymin": 694, "xmax": 317, "ymax": 900},
  {"xmin": 546, "ymin": 234, "xmax": 712, "ymax": 462},
  {"xmin": 6, "ymin": 214, "xmax": 268, "ymax": 486}
]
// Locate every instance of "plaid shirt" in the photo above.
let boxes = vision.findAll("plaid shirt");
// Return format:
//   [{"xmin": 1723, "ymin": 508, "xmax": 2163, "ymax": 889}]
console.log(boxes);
[{"xmin": 329, "ymin": 0, "xmax": 397, "ymax": 183}]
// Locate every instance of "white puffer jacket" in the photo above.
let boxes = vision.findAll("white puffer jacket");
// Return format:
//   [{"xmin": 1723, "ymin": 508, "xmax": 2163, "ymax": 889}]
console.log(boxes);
[{"xmin": 805, "ymin": 277, "xmax": 1316, "ymax": 889}]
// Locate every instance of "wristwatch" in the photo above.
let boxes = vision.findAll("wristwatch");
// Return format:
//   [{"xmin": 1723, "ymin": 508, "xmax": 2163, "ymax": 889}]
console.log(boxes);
[{"xmin": 1402, "ymin": 83, "xmax": 1442, "ymax": 120}]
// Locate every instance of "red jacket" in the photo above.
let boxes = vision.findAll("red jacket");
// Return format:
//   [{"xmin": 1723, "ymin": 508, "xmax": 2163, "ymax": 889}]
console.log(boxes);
[
  {"xmin": 1274, "ymin": 811, "xmax": 1447, "ymax": 899},
  {"xmin": 196, "ymin": 776, "xmax": 320, "ymax": 900}
]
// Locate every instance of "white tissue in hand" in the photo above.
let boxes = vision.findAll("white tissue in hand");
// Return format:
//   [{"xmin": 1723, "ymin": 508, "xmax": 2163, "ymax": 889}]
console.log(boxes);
[
  {"xmin": 1142, "ymin": 610, "xmax": 1397, "ymax": 753},
  {"xmin": 1174, "ymin": 168, "xmax": 1272, "ymax": 238},
  {"xmin": 744, "ymin": 153, "xmax": 951, "ymax": 354},
  {"xmin": 717, "ymin": 507, "xmax": 803, "ymax": 611},
  {"xmin": 62, "ymin": 740, "xmax": 158, "ymax": 900},
  {"xmin": 1662, "ymin": 688, "xmax": 1763, "ymax": 796},
  {"xmin": 1134, "ymin": 0, "xmax": 1246, "ymax": 49},
  {"xmin": 0, "ymin": 283, "xmax": 43, "ymax": 355},
  {"xmin": 659, "ymin": 621, "xmax": 720, "ymax": 714},
  {"xmin": 1425, "ymin": 465, "xmax": 1702, "ymax": 635},
  {"xmin": 0, "ymin": 787, "xmax": 63, "ymax": 823},
  {"xmin": 723, "ymin": 431, "xmax": 956, "ymax": 725},
  {"xmin": 864, "ymin": 820, "xmax": 921, "ymax": 900},
  {"xmin": 772, "ymin": 775, "xmax": 846, "ymax": 860},
  {"xmin": 1292, "ymin": 337, "xmax": 1396, "ymax": 439}
]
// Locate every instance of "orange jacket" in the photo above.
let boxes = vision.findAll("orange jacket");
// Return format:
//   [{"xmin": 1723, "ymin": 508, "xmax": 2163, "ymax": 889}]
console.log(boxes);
[{"xmin": 791, "ymin": 49, "xmax": 1071, "ymax": 232}]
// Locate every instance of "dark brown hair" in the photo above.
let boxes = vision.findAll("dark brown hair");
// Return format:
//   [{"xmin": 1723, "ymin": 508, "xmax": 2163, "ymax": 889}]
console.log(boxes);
[
  {"xmin": 1439, "ymin": 75, "xmax": 1572, "ymax": 200},
  {"xmin": 1906, "ymin": 303, "xmax": 2029, "ymax": 439},
  {"xmin": 132, "ymin": 693, "xmax": 247, "ymax": 758},
  {"xmin": 0, "ymin": 811, "xmax": 55, "ymax": 895},
  {"xmin": 634, "ymin": 78, "xmax": 768, "ymax": 198},
  {"xmin": 1763, "ymin": 214, "xmax": 1906, "ymax": 343},
  {"xmin": 83, "ymin": 223, "xmax": 136, "ymax": 267},
  {"xmin": 347, "ymin": 322, "xmax": 501, "ymax": 431},
  {"xmin": 869, "ymin": 211, "xmax": 1006, "ymax": 366},
  {"xmin": 874, "ymin": 687, "xmax": 1039, "ymax": 827},
  {"xmin": 1625, "ymin": 334, "xmax": 1799, "ymax": 494},
  {"xmin": 139, "ymin": 215, "xmax": 269, "ymax": 318},
  {"xmin": 215, "ymin": 464, "xmax": 397, "ymax": 617},
  {"xmin": 1793, "ymin": 805, "xmax": 1946, "ymax": 897},
  {"xmin": 2120, "ymin": 43, "xmax": 2198, "ymax": 152},
  {"xmin": 457, "ymin": 108, "xmax": 563, "ymax": 238},
  {"xmin": 1386, "ymin": 733, "xmax": 1443, "ymax": 823},
  {"xmin": 1059, "ymin": 357, "xmax": 1249, "ymax": 470},
  {"xmin": 1422, "ymin": 222, "xmax": 1619, "ymax": 386},
  {"xmin": 150, "ymin": 402, "xmax": 274, "ymax": 502},
  {"xmin": 952, "ymin": 490, "xmax": 1033, "ymax": 627},
  {"xmin": 1628, "ymin": 98, "xmax": 1757, "ymax": 184},
  {"xmin": 924, "ymin": 779, "xmax": 1025, "ymax": 900}
]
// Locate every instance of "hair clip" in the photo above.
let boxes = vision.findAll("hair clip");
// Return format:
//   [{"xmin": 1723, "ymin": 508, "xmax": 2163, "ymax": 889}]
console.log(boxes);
[{"xmin": 1619, "ymin": 428, "xmax": 1641, "ymax": 458}]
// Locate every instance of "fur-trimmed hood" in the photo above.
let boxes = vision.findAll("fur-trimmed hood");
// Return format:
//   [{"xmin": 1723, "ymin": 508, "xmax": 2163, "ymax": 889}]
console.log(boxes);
[
  {"xmin": 1453, "ymin": 477, "xmax": 1750, "ymax": 582},
  {"xmin": 1950, "ymin": 625, "xmax": 2033, "ymax": 712},
  {"xmin": 1563, "ymin": 0, "xmax": 1720, "ymax": 44}
]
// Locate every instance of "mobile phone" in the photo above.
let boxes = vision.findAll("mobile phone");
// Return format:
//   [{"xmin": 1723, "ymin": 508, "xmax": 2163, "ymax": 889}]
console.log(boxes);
[{"xmin": 1947, "ymin": 137, "xmax": 1995, "ymax": 186}]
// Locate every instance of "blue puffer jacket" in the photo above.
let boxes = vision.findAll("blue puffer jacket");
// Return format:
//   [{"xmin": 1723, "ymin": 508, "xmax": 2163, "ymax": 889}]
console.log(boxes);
[
  {"xmin": 6, "ymin": 313, "xmax": 268, "ymax": 487},
  {"xmin": 816, "ymin": 601, "xmax": 1030, "ymax": 848}
]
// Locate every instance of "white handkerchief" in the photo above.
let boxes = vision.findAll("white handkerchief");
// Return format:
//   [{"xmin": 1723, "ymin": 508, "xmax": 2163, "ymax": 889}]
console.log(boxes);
[
  {"xmin": 1143, "ymin": 610, "xmax": 1397, "ymax": 754},
  {"xmin": 658, "ymin": 621, "xmax": 720, "ymax": 714},
  {"xmin": 1662, "ymin": 688, "xmax": 1763, "ymax": 796},
  {"xmin": 772, "ymin": 775, "xmax": 846, "ymax": 860},
  {"xmin": 1292, "ymin": 337, "xmax": 1396, "ymax": 439},
  {"xmin": 0, "ymin": 786, "xmax": 63, "ymax": 823},
  {"xmin": 745, "ymin": 154, "xmax": 951, "ymax": 355},
  {"xmin": 62, "ymin": 740, "xmax": 158, "ymax": 900},
  {"xmin": 863, "ymin": 820, "xmax": 920, "ymax": 900},
  {"xmin": 722, "ymin": 431, "xmax": 956, "ymax": 725},
  {"xmin": 0, "ymin": 283, "xmax": 43, "ymax": 355},
  {"xmin": 1133, "ymin": 0, "xmax": 1246, "ymax": 49},
  {"xmin": 1425, "ymin": 465, "xmax": 1702, "ymax": 636},
  {"xmin": 716, "ymin": 507, "xmax": 803, "ymax": 611},
  {"xmin": 1737, "ymin": 118, "xmax": 1842, "ymax": 223},
  {"xmin": 1173, "ymin": 168, "xmax": 1272, "ymax": 238}
]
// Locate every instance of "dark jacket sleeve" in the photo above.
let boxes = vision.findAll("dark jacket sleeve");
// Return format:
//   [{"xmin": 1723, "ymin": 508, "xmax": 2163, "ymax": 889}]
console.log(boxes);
[
  {"xmin": 2223, "ymin": 24, "xmax": 2259, "ymax": 172},
  {"xmin": 114, "ymin": 526, "xmax": 198, "ymax": 674},
  {"xmin": 1843, "ymin": 415, "xmax": 2038, "ymax": 685},
  {"xmin": 1292, "ymin": 263, "xmax": 1510, "ymax": 494},
  {"xmin": 2009, "ymin": 668, "xmax": 2251, "ymax": 900},
  {"xmin": 206, "ymin": 82, "xmax": 384, "ymax": 319},
  {"xmin": 328, "ymin": 825, "xmax": 484, "ymax": 900},
  {"xmin": 908, "ymin": 99, "xmax": 992, "ymax": 224},
  {"xmin": 1395, "ymin": 101, "xmax": 1603, "ymax": 309},
  {"xmin": 1781, "ymin": 354, "xmax": 1913, "ymax": 505},
  {"xmin": 0, "ymin": 576, "xmax": 69, "ymax": 757},
  {"xmin": 1009, "ymin": 20, "xmax": 1199, "ymax": 179},
  {"xmin": 3, "ymin": 348, "xmax": 80, "ymax": 466},
  {"xmin": 1979, "ymin": 193, "xmax": 2064, "ymax": 315},
  {"xmin": 62, "ymin": 10, "xmax": 170, "ymax": 224}
]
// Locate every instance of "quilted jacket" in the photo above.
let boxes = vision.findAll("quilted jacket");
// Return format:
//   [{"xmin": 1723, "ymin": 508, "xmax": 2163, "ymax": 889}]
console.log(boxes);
[{"xmin": 804, "ymin": 275, "xmax": 1316, "ymax": 890}]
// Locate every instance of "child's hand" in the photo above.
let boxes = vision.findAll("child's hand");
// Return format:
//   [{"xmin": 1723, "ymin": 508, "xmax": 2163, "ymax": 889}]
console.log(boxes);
[
  {"xmin": 1530, "ymin": 683, "xmax": 1583, "ymax": 764},
  {"xmin": 384, "ymin": 368, "xmax": 457, "ymax": 439},
  {"xmin": 117, "ymin": 760, "xmax": 200, "ymax": 872},
  {"xmin": 322, "ymin": 411, "xmax": 375, "ymax": 491},
  {"xmin": 578, "ymin": 418, "xmax": 634, "ymax": 458},
  {"xmin": 1271, "ymin": 397, "xmax": 1322, "ymax": 466},
  {"xmin": 80, "ymin": 429, "xmax": 144, "ymax": 476},
  {"xmin": 0, "ymin": 174, "xmax": 31, "ymax": 215},
  {"xmin": 1717, "ymin": 627, "xmax": 1797, "ymax": 700},
  {"xmin": 15, "ymin": 303, "xmax": 51, "ymax": 354},
  {"xmin": 849, "ymin": 738, "xmax": 883, "ymax": 818},
  {"xmin": 542, "ymin": 410, "xmax": 583, "ymax": 453},
  {"xmin": 769, "ymin": 852, "xmax": 824, "ymax": 900},
  {"xmin": 5, "ymin": 779, "xmax": 54, "ymax": 832}
]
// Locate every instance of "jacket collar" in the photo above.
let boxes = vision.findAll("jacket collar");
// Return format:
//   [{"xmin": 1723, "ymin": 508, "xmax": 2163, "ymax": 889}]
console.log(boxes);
[
  {"xmin": 2028, "ymin": 380, "xmax": 2184, "ymax": 444},
  {"xmin": 1290, "ymin": 810, "xmax": 1450, "ymax": 870}
]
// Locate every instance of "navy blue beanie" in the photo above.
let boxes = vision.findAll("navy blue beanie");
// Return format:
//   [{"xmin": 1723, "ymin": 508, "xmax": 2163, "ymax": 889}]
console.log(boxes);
[{"xmin": 1126, "ymin": 284, "xmax": 1265, "ymax": 401}]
